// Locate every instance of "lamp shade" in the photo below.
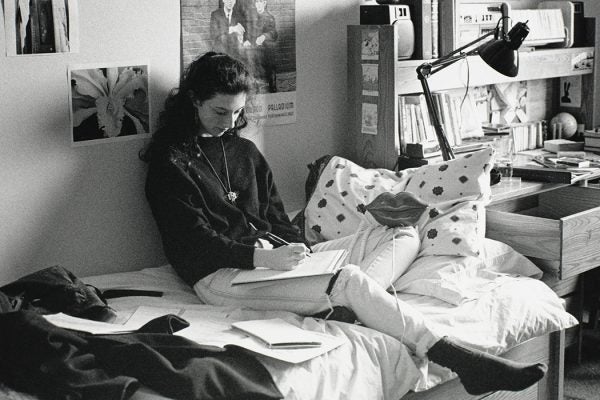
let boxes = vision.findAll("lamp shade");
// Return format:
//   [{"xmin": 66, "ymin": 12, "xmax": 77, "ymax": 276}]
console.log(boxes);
[{"xmin": 476, "ymin": 21, "xmax": 530, "ymax": 78}]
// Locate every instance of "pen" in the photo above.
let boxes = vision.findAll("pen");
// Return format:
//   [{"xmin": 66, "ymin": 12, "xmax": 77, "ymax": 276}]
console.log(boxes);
[{"xmin": 249, "ymin": 222, "xmax": 311, "ymax": 257}]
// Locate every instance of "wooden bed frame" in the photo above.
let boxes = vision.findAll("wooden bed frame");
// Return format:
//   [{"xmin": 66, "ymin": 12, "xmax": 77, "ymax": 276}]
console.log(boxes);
[{"xmin": 403, "ymin": 330, "xmax": 565, "ymax": 400}]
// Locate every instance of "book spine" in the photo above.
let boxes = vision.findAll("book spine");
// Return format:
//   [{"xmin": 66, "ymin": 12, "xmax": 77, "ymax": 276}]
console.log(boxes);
[
  {"xmin": 512, "ymin": 167, "xmax": 572, "ymax": 183},
  {"xmin": 398, "ymin": 95, "xmax": 407, "ymax": 153},
  {"xmin": 438, "ymin": 0, "xmax": 456, "ymax": 56},
  {"xmin": 420, "ymin": 0, "xmax": 433, "ymax": 60},
  {"xmin": 400, "ymin": 0, "xmax": 432, "ymax": 60},
  {"xmin": 583, "ymin": 130, "xmax": 600, "ymax": 138},
  {"xmin": 431, "ymin": 0, "xmax": 439, "ymax": 58},
  {"xmin": 584, "ymin": 136, "xmax": 600, "ymax": 147},
  {"xmin": 584, "ymin": 146, "xmax": 600, "ymax": 154}
]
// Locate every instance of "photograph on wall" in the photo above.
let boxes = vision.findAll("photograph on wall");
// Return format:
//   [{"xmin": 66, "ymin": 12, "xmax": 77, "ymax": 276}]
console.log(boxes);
[
  {"xmin": 361, "ymin": 103, "xmax": 378, "ymax": 135},
  {"xmin": 560, "ymin": 75, "xmax": 582, "ymax": 108},
  {"xmin": 572, "ymin": 50, "xmax": 594, "ymax": 71},
  {"xmin": 489, "ymin": 81, "xmax": 528, "ymax": 125},
  {"xmin": 68, "ymin": 63, "xmax": 150, "ymax": 146},
  {"xmin": 4, "ymin": 0, "xmax": 80, "ymax": 56},
  {"xmin": 180, "ymin": 0, "xmax": 296, "ymax": 126},
  {"xmin": 361, "ymin": 28, "xmax": 379, "ymax": 61},
  {"xmin": 361, "ymin": 63, "xmax": 378, "ymax": 96}
]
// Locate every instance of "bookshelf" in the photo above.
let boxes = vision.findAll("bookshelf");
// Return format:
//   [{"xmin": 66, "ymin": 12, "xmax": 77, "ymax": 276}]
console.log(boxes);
[{"xmin": 347, "ymin": 23, "xmax": 596, "ymax": 170}]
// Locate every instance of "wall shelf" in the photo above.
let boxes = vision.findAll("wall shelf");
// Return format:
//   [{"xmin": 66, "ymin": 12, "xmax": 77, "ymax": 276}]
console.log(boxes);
[
  {"xmin": 394, "ymin": 46, "xmax": 594, "ymax": 95},
  {"xmin": 347, "ymin": 24, "xmax": 597, "ymax": 170}
]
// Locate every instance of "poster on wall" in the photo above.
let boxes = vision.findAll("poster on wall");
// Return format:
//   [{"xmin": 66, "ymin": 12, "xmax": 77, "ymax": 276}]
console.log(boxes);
[
  {"xmin": 361, "ymin": 64, "xmax": 378, "ymax": 96},
  {"xmin": 361, "ymin": 103, "xmax": 377, "ymax": 135},
  {"xmin": 180, "ymin": 0, "xmax": 296, "ymax": 126},
  {"xmin": 68, "ymin": 63, "xmax": 150, "ymax": 146},
  {"xmin": 560, "ymin": 75, "xmax": 582, "ymax": 108},
  {"xmin": 4, "ymin": 0, "xmax": 80, "ymax": 56}
]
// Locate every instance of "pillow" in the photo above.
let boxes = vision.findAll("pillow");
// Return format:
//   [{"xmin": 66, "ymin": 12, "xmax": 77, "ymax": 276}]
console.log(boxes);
[
  {"xmin": 417, "ymin": 201, "xmax": 486, "ymax": 257},
  {"xmin": 405, "ymin": 148, "xmax": 495, "ymax": 208},
  {"xmin": 395, "ymin": 264, "xmax": 577, "ymax": 353},
  {"xmin": 303, "ymin": 156, "xmax": 415, "ymax": 243},
  {"xmin": 392, "ymin": 238, "xmax": 544, "ymax": 305},
  {"xmin": 480, "ymin": 238, "xmax": 542, "ymax": 278}
]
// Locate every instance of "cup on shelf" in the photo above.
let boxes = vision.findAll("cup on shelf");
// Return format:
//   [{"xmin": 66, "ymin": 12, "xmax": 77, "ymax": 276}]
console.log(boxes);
[{"xmin": 492, "ymin": 135, "xmax": 521, "ymax": 184}]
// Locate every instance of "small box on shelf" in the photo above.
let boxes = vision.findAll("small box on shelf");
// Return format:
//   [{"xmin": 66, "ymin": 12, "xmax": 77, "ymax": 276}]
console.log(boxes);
[
  {"xmin": 584, "ymin": 129, "xmax": 600, "ymax": 154},
  {"xmin": 543, "ymin": 139, "xmax": 585, "ymax": 153}
]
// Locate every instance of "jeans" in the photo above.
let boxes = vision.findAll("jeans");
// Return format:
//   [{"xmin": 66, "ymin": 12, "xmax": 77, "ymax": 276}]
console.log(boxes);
[{"xmin": 193, "ymin": 226, "xmax": 440, "ymax": 357}]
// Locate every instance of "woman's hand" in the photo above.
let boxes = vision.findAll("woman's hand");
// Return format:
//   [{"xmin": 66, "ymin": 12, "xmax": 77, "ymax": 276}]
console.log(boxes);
[{"xmin": 253, "ymin": 243, "xmax": 310, "ymax": 271}]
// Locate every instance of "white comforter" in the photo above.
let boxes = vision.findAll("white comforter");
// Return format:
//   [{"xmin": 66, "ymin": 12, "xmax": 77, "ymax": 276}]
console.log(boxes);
[{"xmin": 82, "ymin": 238, "xmax": 576, "ymax": 400}]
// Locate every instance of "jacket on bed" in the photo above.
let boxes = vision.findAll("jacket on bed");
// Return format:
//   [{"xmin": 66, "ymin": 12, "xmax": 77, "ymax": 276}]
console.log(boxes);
[
  {"xmin": 145, "ymin": 133, "xmax": 304, "ymax": 286},
  {"xmin": 0, "ymin": 310, "xmax": 283, "ymax": 400},
  {"xmin": 0, "ymin": 265, "xmax": 116, "ymax": 321}
]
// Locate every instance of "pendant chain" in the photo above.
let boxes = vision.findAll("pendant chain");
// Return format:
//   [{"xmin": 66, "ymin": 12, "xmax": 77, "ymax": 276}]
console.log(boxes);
[{"xmin": 195, "ymin": 138, "xmax": 238, "ymax": 203}]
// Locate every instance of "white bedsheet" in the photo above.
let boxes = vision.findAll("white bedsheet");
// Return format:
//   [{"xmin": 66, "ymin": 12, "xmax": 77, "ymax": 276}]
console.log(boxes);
[
  {"xmin": 82, "ymin": 257, "xmax": 577, "ymax": 400},
  {"xmin": 84, "ymin": 266, "xmax": 421, "ymax": 400}
]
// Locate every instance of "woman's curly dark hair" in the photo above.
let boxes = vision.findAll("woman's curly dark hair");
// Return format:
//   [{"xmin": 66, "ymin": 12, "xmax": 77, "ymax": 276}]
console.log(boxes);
[{"xmin": 139, "ymin": 52, "xmax": 253, "ymax": 162}]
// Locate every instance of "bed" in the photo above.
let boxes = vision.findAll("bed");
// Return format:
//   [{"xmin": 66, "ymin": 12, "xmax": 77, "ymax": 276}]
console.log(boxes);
[{"xmin": 0, "ymin": 150, "xmax": 577, "ymax": 400}]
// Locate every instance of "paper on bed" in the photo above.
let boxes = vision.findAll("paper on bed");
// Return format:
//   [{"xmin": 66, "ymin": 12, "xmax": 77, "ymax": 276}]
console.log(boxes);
[
  {"xmin": 43, "ymin": 305, "xmax": 185, "ymax": 334},
  {"xmin": 44, "ymin": 313, "xmax": 138, "ymax": 334},
  {"xmin": 231, "ymin": 249, "xmax": 347, "ymax": 285},
  {"xmin": 175, "ymin": 309, "xmax": 347, "ymax": 363},
  {"xmin": 231, "ymin": 318, "xmax": 324, "ymax": 348}
]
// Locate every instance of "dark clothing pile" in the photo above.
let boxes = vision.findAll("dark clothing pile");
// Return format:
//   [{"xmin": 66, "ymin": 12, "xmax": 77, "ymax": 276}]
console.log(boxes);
[
  {"xmin": 0, "ymin": 266, "xmax": 282, "ymax": 400},
  {"xmin": 0, "ymin": 265, "xmax": 116, "ymax": 321}
]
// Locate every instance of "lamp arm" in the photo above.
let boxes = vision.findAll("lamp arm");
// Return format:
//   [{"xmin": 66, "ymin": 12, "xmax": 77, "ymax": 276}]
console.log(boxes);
[
  {"xmin": 418, "ymin": 74, "xmax": 455, "ymax": 161},
  {"xmin": 417, "ymin": 29, "xmax": 497, "ymax": 79},
  {"xmin": 414, "ymin": 28, "xmax": 499, "ymax": 161},
  {"xmin": 442, "ymin": 29, "xmax": 497, "ymax": 60}
]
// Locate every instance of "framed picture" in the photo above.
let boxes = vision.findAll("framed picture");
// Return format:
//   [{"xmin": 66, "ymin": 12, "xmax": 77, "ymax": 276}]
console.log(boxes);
[
  {"xmin": 4, "ymin": 0, "xmax": 80, "ymax": 56},
  {"xmin": 69, "ymin": 63, "xmax": 150, "ymax": 146}
]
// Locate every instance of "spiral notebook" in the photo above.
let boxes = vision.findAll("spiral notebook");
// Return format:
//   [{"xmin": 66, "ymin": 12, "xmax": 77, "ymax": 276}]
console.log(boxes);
[{"xmin": 231, "ymin": 249, "xmax": 348, "ymax": 285}]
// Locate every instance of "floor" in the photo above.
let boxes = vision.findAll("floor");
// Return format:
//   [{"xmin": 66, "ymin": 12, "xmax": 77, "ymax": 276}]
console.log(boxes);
[{"xmin": 564, "ymin": 328, "xmax": 600, "ymax": 400}]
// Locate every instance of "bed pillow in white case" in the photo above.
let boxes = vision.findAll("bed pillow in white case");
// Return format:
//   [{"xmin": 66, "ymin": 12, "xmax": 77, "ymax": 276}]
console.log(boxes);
[{"xmin": 303, "ymin": 156, "xmax": 414, "ymax": 244}]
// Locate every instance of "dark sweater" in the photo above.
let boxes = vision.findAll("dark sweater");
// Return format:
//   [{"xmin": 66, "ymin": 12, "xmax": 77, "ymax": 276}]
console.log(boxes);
[{"xmin": 145, "ymin": 134, "xmax": 303, "ymax": 286}]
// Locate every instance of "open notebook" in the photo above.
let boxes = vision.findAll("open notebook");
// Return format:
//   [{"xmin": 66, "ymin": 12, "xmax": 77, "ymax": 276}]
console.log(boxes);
[
  {"xmin": 232, "ymin": 318, "xmax": 324, "ymax": 349},
  {"xmin": 231, "ymin": 249, "xmax": 348, "ymax": 285}
]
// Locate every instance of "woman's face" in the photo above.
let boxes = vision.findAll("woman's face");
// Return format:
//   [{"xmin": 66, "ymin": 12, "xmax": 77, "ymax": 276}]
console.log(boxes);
[{"xmin": 194, "ymin": 92, "xmax": 247, "ymax": 137}]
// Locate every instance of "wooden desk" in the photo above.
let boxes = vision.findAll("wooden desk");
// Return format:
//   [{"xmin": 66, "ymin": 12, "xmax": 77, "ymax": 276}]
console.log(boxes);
[
  {"xmin": 490, "ymin": 150, "xmax": 600, "ymax": 205},
  {"xmin": 487, "ymin": 153, "xmax": 600, "ymax": 363}
]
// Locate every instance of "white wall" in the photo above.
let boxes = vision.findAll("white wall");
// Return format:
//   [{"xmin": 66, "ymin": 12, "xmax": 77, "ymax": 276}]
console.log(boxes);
[
  {"xmin": 0, "ymin": 0, "xmax": 358, "ymax": 282},
  {"xmin": 260, "ymin": 1, "xmax": 357, "ymax": 210},
  {"xmin": 0, "ymin": 0, "xmax": 181, "ymax": 281}
]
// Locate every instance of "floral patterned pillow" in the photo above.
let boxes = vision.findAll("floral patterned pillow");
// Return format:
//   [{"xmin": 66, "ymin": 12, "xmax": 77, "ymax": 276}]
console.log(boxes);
[
  {"xmin": 417, "ymin": 201, "xmax": 486, "ymax": 257},
  {"xmin": 405, "ymin": 148, "xmax": 495, "ymax": 208},
  {"xmin": 303, "ymin": 156, "xmax": 415, "ymax": 243}
]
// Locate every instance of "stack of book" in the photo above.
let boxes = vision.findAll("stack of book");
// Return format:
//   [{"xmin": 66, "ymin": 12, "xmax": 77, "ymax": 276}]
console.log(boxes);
[
  {"xmin": 510, "ymin": 121, "xmax": 544, "ymax": 152},
  {"xmin": 584, "ymin": 129, "xmax": 600, "ymax": 154},
  {"xmin": 398, "ymin": 90, "xmax": 483, "ymax": 157}
]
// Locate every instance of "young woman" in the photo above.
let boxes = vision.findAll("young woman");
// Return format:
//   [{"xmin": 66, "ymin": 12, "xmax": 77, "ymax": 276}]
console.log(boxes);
[{"xmin": 140, "ymin": 52, "xmax": 546, "ymax": 395}]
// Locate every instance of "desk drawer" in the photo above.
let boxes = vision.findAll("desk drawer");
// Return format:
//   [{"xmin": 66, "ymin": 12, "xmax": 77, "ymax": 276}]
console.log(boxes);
[{"xmin": 486, "ymin": 186, "xmax": 600, "ymax": 279}]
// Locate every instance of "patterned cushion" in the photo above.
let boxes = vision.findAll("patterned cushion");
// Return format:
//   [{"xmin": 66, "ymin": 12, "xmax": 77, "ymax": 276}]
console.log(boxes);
[
  {"xmin": 417, "ymin": 201, "xmax": 486, "ymax": 257},
  {"xmin": 303, "ymin": 156, "xmax": 414, "ymax": 243},
  {"xmin": 405, "ymin": 148, "xmax": 495, "ymax": 208}
]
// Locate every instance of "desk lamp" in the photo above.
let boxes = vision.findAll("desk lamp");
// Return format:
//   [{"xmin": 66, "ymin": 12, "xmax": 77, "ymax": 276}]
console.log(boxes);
[{"xmin": 416, "ymin": 19, "xmax": 530, "ymax": 161}]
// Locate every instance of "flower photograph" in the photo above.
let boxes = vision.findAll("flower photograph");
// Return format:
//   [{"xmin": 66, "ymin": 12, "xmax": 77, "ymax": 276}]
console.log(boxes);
[{"xmin": 69, "ymin": 64, "xmax": 150, "ymax": 145}]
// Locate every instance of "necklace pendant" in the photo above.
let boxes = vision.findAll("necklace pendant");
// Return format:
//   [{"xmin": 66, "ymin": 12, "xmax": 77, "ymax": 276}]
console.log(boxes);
[{"xmin": 227, "ymin": 191, "xmax": 239, "ymax": 203}]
